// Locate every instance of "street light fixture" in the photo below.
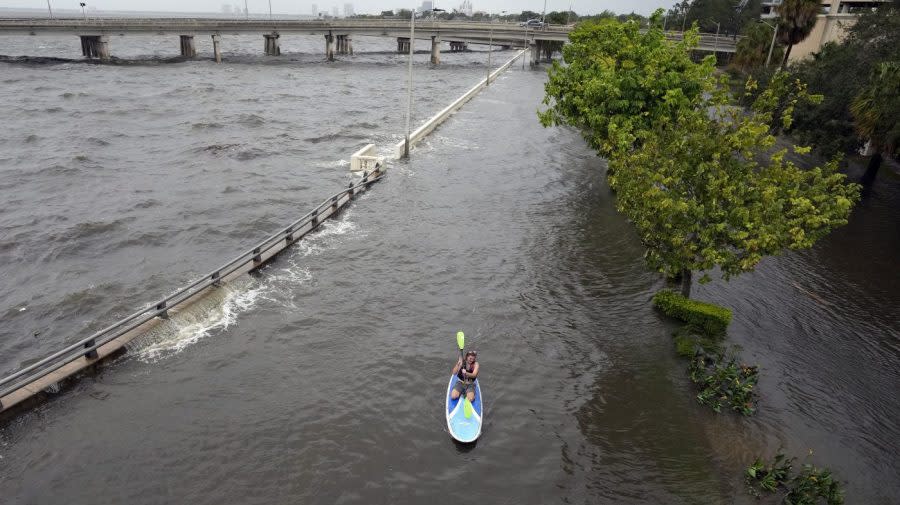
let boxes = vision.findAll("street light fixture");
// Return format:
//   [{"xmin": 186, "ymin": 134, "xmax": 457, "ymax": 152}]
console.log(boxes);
[
  {"xmin": 758, "ymin": 19, "xmax": 779, "ymax": 68},
  {"xmin": 486, "ymin": 10, "xmax": 506, "ymax": 85},
  {"xmin": 404, "ymin": 7, "xmax": 416, "ymax": 158},
  {"xmin": 79, "ymin": 2, "xmax": 86, "ymax": 20}
]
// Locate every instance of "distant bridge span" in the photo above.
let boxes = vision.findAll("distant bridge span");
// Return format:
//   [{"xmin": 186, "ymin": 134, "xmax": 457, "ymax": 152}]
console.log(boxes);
[{"xmin": 0, "ymin": 18, "xmax": 735, "ymax": 62}]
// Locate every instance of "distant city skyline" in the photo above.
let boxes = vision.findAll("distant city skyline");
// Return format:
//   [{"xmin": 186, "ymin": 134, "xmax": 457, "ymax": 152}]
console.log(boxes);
[{"xmin": 5, "ymin": 0, "xmax": 671, "ymax": 17}]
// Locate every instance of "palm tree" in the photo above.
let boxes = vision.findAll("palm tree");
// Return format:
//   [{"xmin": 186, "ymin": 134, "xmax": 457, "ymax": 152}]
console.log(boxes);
[
  {"xmin": 776, "ymin": 0, "xmax": 820, "ymax": 68},
  {"xmin": 850, "ymin": 62, "xmax": 900, "ymax": 180}
]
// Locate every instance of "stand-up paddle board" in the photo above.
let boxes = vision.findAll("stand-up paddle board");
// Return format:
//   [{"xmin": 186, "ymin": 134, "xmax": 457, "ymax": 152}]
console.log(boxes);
[{"xmin": 446, "ymin": 374, "xmax": 483, "ymax": 443}]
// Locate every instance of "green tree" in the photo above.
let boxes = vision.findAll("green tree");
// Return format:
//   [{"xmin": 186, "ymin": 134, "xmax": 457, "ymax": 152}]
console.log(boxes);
[
  {"xmin": 788, "ymin": 5, "xmax": 899, "ymax": 163},
  {"xmin": 609, "ymin": 73, "xmax": 859, "ymax": 294},
  {"xmin": 776, "ymin": 0, "xmax": 820, "ymax": 68},
  {"xmin": 671, "ymin": 0, "xmax": 763, "ymax": 37},
  {"xmin": 539, "ymin": 13, "xmax": 717, "ymax": 161},
  {"xmin": 850, "ymin": 62, "xmax": 900, "ymax": 177}
]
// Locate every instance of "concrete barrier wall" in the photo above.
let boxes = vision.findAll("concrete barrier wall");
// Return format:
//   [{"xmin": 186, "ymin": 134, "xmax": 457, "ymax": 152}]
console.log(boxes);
[{"xmin": 393, "ymin": 49, "xmax": 527, "ymax": 159}]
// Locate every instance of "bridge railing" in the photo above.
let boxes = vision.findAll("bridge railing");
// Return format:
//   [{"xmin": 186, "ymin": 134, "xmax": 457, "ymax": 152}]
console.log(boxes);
[{"xmin": 0, "ymin": 170, "xmax": 384, "ymax": 406}]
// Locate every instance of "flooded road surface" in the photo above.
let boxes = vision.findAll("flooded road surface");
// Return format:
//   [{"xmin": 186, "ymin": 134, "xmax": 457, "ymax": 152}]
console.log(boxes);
[{"xmin": 1, "ymin": 34, "xmax": 898, "ymax": 504}]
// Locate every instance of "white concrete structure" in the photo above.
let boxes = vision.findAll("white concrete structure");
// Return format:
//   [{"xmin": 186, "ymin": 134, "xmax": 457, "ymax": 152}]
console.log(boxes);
[{"xmin": 350, "ymin": 144, "xmax": 385, "ymax": 172}]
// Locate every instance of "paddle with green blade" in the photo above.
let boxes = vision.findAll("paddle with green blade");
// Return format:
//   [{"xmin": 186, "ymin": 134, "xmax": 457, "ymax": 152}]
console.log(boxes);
[{"xmin": 456, "ymin": 331, "xmax": 475, "ymax": 419}]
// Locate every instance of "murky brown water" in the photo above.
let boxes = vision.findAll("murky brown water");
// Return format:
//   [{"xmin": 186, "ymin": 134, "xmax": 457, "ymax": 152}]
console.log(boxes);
[{"xmin": 1, "ymin": 33, "xmax": 898, "ymax": 504}]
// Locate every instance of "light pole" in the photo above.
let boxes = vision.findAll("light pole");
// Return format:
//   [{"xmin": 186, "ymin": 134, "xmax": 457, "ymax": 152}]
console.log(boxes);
[
  {"xmin": 268, "ymin": 0, "xmax": 272, "ymax": 20},
  {"xmin": 711, "ymin": 20, "xmax": 720, "ymax": 54},
  {"xmin": 486, "ymin": 10, "xmax": 506, "ymax": 85},
  {"xmin": 46, "ymin": 0, "xmax": 53, "ymax": 19},
  {"xmin": 681, "ymin": 1, "xmax": 692, "ymax": 32},
  {"xmin": 432, "ymin": 7, "xmax": 445, "ymax": 23},
  {"xmin": 541, "ymin": 0, "xmax": 547, "ymax": 25},
  {"xmin": 758, "ymin": 19, "xmax": 779, "ymax": 68},
  {"xmin": 404, "ymin": 8, "xmax": 415, "ymax": 158},
  {"xmin": 244, "ymin": 0, "xmax": 248, "ymax": 19},
  {"xmin": 79, "ymin": 2, "xmax": 86, "ymax": 20},
  {"xmin": 522, "ymin": 24, "xmax": 528, "ymax": 69}
]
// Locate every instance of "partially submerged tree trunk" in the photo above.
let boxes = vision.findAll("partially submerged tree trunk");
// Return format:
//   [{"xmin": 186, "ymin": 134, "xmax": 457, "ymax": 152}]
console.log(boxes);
[
  {"xmin": 862, "ymin": 151, "xmax": 883, "ymax": 184},
  {"xmin": 681, "ymin": 268, "xmax": 693, "ymax": 298}
]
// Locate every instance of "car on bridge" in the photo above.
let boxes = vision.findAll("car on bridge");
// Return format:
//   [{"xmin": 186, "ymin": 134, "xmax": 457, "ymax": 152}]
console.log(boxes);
[{"xmin": 519, "ymin": 19, "xmax": 546, "ymax": 28}]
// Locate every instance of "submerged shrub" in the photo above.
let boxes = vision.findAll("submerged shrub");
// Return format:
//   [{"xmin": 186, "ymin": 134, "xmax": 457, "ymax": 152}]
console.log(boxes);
[
  {"xmin": 653, "ymin": 289, "xmax": 732, "ymax": 336},
  {"xmin": 688, "ymin": 351, "xmax": 758, "ymax": 415},
  {"xmin": 747, "ymin": 451, "xmax": 844, "ymax": 505},
  {"xmin": 673, "ymin": 324, "xmax": 723, "ymax": 357}
]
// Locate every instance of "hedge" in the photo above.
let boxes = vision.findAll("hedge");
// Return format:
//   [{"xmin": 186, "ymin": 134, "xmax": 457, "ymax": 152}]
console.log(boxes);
[{"xmin": 653, "ymin": 289, "xmax": 732, "ymax": 336}]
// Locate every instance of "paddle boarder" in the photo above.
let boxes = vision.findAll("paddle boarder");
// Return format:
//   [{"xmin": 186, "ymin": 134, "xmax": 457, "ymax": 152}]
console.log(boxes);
[{"xmin": 451, "ymin": 350, "xmax": 479, "ymax": 402}]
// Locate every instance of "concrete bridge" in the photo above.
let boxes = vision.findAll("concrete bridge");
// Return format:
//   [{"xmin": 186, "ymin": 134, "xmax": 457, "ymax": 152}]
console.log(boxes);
[{"xmin": 0, "ymin": 18, "xmax": 736, "ymax": 63}]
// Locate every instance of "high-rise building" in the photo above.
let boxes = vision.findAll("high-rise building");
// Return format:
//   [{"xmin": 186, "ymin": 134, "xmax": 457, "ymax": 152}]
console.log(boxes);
[
  {"xmin": 344, "ymin": 3, "xmax": 354, "ymax": 16},
  {"xmin": 332, "ymin": 6, "xmax": 339, "ymax": 17},
  {"xmin": 458, "ymin": 0, "xmax": 473, "ymax": 16},
  {"xmin": 312, "ymin": 3, "xmax": 318, "ymax": 16},
  {"xmin": 420, "ymin": 1, "xmax": 433, "ymax": 12}
]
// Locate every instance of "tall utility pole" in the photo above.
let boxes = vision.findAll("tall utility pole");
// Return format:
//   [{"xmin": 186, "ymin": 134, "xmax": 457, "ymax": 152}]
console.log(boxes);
[
  {"xmin": 268, "ymin": 0, "xmax": 272, "ymax": 19},
  {"xmin": 541, "ymin": 0, "xmax": 547, "ymax": 24},
  {"xmin": 765, "ymin": 22, "xmax": 778, "ymax": 68},
  {"xmin": 244, "ymin": 0, "xmax": 248, "ymax": 19},
  {"xmin": 486, "ymin": 10, "xmax": 505, "ymax": 85},
  {"xmin": 80, "ymin": 2, "xmax": 86, "ymax": 20},
  {"xmin": 46, "ymin": 0, "xmax": 53, "ymax": 19},
  {"xmin": 404, "ymin": 9, "xmax": 415, "ymax": 158}
]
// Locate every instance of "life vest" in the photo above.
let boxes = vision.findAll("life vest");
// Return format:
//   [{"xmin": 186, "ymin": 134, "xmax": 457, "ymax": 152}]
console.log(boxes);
[{"xmin": 457, "ymin": 361, "xmax": 476, "ymax": 382}]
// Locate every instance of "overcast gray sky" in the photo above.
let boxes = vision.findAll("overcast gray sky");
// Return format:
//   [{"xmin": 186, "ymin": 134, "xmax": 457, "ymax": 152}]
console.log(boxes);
[{"xmin": 9, "ymin": 1, "xmax": 672, "ymax": 16}]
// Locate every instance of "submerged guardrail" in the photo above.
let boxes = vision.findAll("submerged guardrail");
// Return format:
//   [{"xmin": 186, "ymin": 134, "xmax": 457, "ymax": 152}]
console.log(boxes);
[{"xmin": 0, "ymin": 167, "xmax": 384, "ymax": 414}]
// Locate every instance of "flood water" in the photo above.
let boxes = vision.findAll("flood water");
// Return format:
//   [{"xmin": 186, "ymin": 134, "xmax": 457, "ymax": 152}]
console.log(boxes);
[{"xmin": 1, "ymin": 33, "xmax": 898, "ymax": 504}]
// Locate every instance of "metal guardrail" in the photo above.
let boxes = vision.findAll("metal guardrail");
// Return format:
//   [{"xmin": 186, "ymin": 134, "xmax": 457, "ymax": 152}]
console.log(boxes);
[{"xmin": 0, "ymin": 170, "xmax": 384, "ymax": 406}]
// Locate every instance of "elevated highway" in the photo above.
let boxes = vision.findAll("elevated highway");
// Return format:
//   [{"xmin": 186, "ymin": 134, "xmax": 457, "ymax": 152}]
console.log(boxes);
[{"xmin": 0, "ymin": 18, "xmax": 736, "ymax": 62}]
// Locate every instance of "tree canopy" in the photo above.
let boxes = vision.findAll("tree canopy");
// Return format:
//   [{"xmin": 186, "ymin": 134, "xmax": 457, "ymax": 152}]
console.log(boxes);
[
  {"xmin": 776, "ymin": 0, "xmax": 820, "ymax": 67},
  {"xmin": 788, "ymin": 5, "xmax": 900, "ymax": 167},
  {"xmin": 538, "ymin": 15, "xmax": 717, "ymax": 160},
  {"xmin": 540, "ymin": 11, "xmax": 859, "ymax": 292}
]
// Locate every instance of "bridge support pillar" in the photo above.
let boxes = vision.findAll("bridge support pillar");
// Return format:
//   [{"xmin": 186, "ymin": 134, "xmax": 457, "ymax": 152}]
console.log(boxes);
[
  {"xmin": 335, "ymin": 34, "xmax": 352, "ymax": 55},
  {"xmin": 79, "ymin": 35, "xmax": 110, "ymax": 62},
  {"xmin": 179, "ymin": 35, "xmax": 196, "ymax": 58},
  {"xmin": 449, "ymin": 41, "xmax": 467, "ymax": 52},
  {"xmin": 430, "ymin": 36, "xmax": 441, "ymax": 65},
  {"xmin": 264, "ymin": 32, "xmax": 280, "ymax": 56},
  {"xmin": 211, "ymin": 34, "xmax": 222, "ymax": 63},
  {"xmin": 529, "ymin": 41, "xmax": 538, "ymax": 68},
  {"xmin": 397, "ymin": 37, "xmax": 410, "ymax": 54},
  {"xmin": 325, "ymin": 32, "xmax": 335, "ymax": 61}
]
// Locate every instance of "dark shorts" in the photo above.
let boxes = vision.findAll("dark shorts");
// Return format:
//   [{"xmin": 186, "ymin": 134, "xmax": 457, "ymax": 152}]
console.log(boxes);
[{"xmin": 453, "ymin": 380, "xmax": 476, "ymax": 397}]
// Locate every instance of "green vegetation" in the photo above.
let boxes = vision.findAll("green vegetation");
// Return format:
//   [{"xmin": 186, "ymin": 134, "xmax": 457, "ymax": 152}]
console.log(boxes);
[
  {"xmin": 774, "ymin": 0, "xmax": 820, "ymax": 68},
  {"xmin": 654, "ymin": 290, "xmax": 753, "ymax": 415},
  {"xmin": 541, "ymin": 13, "xmax": 859, "ymax": 297},
  {"xmin": 666, "ymin": 0, "xmax": 762, "ymax": 36},
  {"xmin": 733, "ymin": 21, "xmax": 783, "ymax": 72},
  {"xmin": 539, "ymin": 16, "xmax": 714, "ymax": 162},
  {"xmin": 689, "ymin": 351, "xmax": 758, "ymax": 415},
  {"xmin": 734, "ymin": 5, "xmax": 899, "ymax": 177},
  {"xmin": 747, "ymin": 452, "xmax": 844, "ymax": 504},
  {"xmin": 653, "ymin": 289, "xmax": 732, "ymax": 336}
]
